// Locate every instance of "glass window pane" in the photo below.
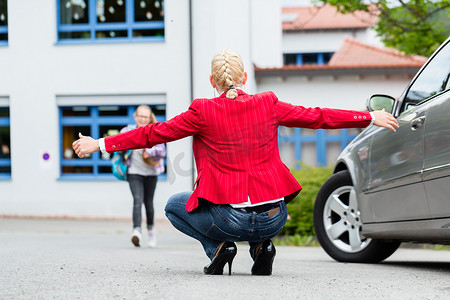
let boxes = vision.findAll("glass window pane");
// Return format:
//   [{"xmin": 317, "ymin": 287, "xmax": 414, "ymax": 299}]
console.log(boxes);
[
  {"xmin": 98, "ymin": 166, "xmax": 112, "ymax": 174},
  {"xmin": 62, "ymin": 126, "xmax": 91, "ymax": 160},
  {"xmin": 404, "ymin": 43, "xmax": 450, "ymax": 107},
  {"xmin": 279, "ymin": 141, "xmax": 295, "ymax": 167},
  {"xmin": 303, "ymin": 53, "xmax": 318, "ymax": 65},
  {"xmin": 62, "ymin": 106, "xmax": 91, "ymax": 117},
  {"xmin": 0, "ymin": 166, "xmax": 11, "ymax": 174},
  {"xmin": 302, "ymin": 142, "xmax": 316, "ymax": 166},
  {"xmin": 0, "ymin": 33, "xmax": 7, "ymax": 41},
  {"xmin": 302, "ymin": 128, "xmax": 315, "ymax": 136},
  {"xmin": 59, "ymin": 31, "xmax": 91, "ymax": 40},
  {"xmin": 96, "ymin": 30, "xmax": 128, "ymax": 38},
  {"xmin": 133, "ymin": 29, "xmax": 164, "ymax": 38},
  {"xmin": 0, "ymin": 126, "xmax": 10, "ymax": 159},
  {"xmin": 284, "ymin": 54, "xmax": 297, "ymax": 66},
  {"xmin": 327, "ymin": 129, "xmax": 341, "ymax": 136},
  {"xmin": 0, "ymin": 108, "xmax": 9, "ymax": 117},
  {"xmin": 135, "ymin": 0, "xmax": 164, "ymax": 22},
  {"xmin": 0, "ymin": 0, "xmax": 7, "ymax": 26},
  {"xmin": 62, "ymin": 166, "xmax": 93, "ymax": 174},
  {"xmin": 323, "ymin": 53, "xmax": 333, "ymax": 64},
  {"xmin": 98, "ymin": 106, "xmax": 127, "ymax": 116},
  {"xmin": 60, "ymin": 0, "xmax": 90, "ymax": 24},
  {"xmin": 97, "ymin": 0, "xmax": 126, "ymax": 23},
  {"xmin": 348, "ymin": 128, "xmax": 361, "ymax": 135},
  {"xmin": 100, "ymin": 125, "xmax": 124, "ymax": 138},
  {"xmin": 151, "ymin": 105, "xmax": 166, "ymax": 116},
  {"xmin": 327, "ymin": 141, "xmax": 342, "ymax": 165}
]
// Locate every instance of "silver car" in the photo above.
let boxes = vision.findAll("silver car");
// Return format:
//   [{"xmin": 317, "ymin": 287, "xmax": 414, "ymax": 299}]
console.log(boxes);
[{"xmin": 313, "ymin": 37, "xmax": 450, "ymax": 263}]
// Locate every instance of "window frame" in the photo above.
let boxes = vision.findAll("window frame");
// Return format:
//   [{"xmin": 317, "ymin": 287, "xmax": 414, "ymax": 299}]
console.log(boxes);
[
  {"xmin": 59, "ymin": 105, "xmax": 167, "ymax": 180},
  {"xmin": 0, "ymin": 106, "xmax": 11, "ymax": 179},
  {"xmin": 278, "ymin": 128, "xmax": 358, "ymax": 168},
  {"xmin": 283, "ymin": 52, "xmax": 334, "ymax": 66},
  {"xmin": 56, "ymin": 0, "xmax": 165, "ymax": 44}
]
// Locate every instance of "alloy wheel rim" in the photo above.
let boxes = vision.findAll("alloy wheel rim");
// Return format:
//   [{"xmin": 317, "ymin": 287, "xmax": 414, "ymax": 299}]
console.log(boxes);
[{"xmin": 323, "ymin": 185, "xmax": 372, "ymax": 253}]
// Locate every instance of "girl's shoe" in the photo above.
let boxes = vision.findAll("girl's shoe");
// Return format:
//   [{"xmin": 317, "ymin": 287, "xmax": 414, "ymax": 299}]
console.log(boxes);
[
  {"xmin": 131, "ymin": 229, "xmax": 142, "ymax": 247},
  {"xmin": 147, "ymin": 230, "xmax": 157, "ymax": 248},
  {"xmin": 203, "ymin": 242, "xmax": 237, "ymax": 275}
]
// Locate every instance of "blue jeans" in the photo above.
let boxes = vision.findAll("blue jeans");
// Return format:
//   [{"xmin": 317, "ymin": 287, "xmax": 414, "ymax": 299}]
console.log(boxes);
[{"xmin": 165, "ymin": 192, "xmax": 288, "ymax": 260}]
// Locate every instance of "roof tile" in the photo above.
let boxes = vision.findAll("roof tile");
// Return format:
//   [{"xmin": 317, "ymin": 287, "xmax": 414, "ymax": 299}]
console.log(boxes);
[
  {"xmin": 282, "ymin": 4, "xmax": 377, "ymax": 31},
  {"xmin": 329, "ymin": 38, "xmax": 427, "ymax": 67}
]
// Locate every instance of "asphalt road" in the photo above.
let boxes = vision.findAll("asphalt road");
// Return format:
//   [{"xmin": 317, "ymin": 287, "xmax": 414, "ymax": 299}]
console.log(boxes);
[{"xmin": 1, "ymin": 217, "xmax": 449, "ymax": 299}]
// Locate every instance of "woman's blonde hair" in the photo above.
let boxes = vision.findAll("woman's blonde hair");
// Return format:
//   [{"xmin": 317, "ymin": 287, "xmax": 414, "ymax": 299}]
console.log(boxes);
[{"xmin": 211, "ymin": 50, "xmax": 245, "ymax": 100}]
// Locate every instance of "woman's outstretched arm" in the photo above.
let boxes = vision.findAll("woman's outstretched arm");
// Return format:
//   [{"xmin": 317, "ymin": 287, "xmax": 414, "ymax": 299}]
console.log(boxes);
[
  {"xmin": 274, "ymin": 96, "xmax": 398, "ymax": 132},
  {"xmin": 73, "ymin": 100, "xmax": 203, "ymax": 158}
]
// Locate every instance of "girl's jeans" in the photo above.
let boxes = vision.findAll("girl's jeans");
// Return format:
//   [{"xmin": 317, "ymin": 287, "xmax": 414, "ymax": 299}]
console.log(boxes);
[
  {"xmin": 128, "ymin": 174, "xmax": 157, "ymax": 230},
  {"xmin": 165, "ymin": 192, "xmax": 288, "ymax": 260}
]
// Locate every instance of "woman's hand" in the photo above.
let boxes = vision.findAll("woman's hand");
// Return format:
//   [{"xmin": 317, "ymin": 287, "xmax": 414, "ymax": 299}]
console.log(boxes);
[
  {"xmin": 372, "ymin": 109, "xmax": 399, "ymax": 132},
  {"xmin": 72, "ymin": 133, "xmax": 100, "ymax": 158}
]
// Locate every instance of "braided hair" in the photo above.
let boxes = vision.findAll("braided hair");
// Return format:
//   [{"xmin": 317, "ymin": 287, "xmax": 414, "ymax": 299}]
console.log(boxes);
[{"xmin": 211, "ymin": 50, "xmax": 245, "ymax": 100}]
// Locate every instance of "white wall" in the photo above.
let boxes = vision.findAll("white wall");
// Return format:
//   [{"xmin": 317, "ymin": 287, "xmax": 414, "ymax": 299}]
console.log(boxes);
[
  {"xmin": 251, "ymin": 0, "xmax": 283, "ymax": 68},
  {"xmin": 191, "ymin": 0, "xmax": 255, "ymax": 99},
  {"xmin": 257, "ymin": 74, "xmax": 411, "ymax": 110},
  {"xmin": 191, "ymin": 0, "xmax": 283, "ymax": 97},
  {"xmin": 0, "ymin": 0, "xmax": 193, "ymax": 219},
  {"xmin": 282, "ymin": 29, "xmax": 379, "ymax": 54}
]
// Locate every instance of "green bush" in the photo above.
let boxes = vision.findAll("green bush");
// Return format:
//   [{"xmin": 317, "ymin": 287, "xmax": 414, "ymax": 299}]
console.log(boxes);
[{"xmin": 280, "ymin": 165, "xmax": 333, "ymax": 237}]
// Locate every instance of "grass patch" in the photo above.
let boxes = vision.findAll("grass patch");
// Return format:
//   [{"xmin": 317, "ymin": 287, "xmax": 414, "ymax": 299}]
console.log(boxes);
[{"xmin": 274, "ymin": 234, "xmax": 320, "ymax": 247}]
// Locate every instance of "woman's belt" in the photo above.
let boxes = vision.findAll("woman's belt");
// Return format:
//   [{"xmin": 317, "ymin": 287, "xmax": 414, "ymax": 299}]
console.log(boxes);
[{"xmin": 239, "ymin": 203, "xmax": 280, "ymax": 214}]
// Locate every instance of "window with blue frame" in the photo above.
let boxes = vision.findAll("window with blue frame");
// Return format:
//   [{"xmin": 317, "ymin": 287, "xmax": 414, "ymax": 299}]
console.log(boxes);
[
  {"xmin": 0, "ymin": 107, "xmax": 11, "ymax": 178},
  {"xmin": 57, "ymin": 0, "xmax": 164, "ymax": 43},
  {"xmin": 284, "ymin": 52, "xmax": 334, "ymax": 66},
  {"xmin": 278, "ymin": 127, "xmax": 361, "ymax": 168},
  {"xmin": 0, "ymin": 0, "xmax": 7, "ymax": 45},
  {"xmin": 60, "ymin": 105, "xmax": 166, "ymax": 179}
]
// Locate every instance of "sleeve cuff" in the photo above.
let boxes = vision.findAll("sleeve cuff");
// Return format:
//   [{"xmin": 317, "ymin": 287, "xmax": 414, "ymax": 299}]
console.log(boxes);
[
  {"xmin": 98, "ymin": 138, "xmax": 106, "ymax": 153},
  {"xmin": 369, "ymin": 112, "xmax": 375, "ymax": 126}
]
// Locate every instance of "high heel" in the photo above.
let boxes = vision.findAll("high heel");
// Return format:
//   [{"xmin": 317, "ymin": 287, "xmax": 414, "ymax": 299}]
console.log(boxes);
[
  {"xmin": 204, "ymin": 242, "xmax": 237, "ymax": 275},
  {"xmin": 251, "ymin": 240, "xmax": 276, "ymax": 275}
]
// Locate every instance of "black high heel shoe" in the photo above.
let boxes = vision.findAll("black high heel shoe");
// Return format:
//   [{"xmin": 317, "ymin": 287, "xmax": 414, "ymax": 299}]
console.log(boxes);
[
  {"xmin": 204, "ymin": 242, "xmax": 237, "ymax": 275},
  {"xmin": 251, "ymin": 240, "xmax": 276, "ymax": 275}
]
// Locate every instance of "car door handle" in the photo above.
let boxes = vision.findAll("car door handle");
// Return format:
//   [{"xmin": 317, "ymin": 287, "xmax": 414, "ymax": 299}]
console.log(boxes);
[{"xmin": 410, "ymin": 116, "xmax": 426, "ymax": 130}]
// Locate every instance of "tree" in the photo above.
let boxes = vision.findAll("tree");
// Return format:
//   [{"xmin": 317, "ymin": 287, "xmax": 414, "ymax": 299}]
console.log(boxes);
[{"xmin": 317, "ymin": 0, "xmax": 450, "ymax": 57}]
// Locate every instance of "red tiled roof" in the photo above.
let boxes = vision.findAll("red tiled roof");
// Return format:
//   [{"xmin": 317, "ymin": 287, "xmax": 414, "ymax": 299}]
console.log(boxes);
[
  {"xmin": 254, "ymin": 38, "xmax": 427, "ymax": 77},
  {"xmin": 282, "ymin": 4, "xmax": 377, "ymax": 31},
  {"xmin": 329, "ymin": 38, "xmax": 427, "ymax": 67}
]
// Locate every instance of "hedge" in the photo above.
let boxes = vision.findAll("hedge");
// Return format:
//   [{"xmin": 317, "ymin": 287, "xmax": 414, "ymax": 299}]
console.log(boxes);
[{"xmin": 280, "ymin": 165, "xmax": 333, "ymax": 237}]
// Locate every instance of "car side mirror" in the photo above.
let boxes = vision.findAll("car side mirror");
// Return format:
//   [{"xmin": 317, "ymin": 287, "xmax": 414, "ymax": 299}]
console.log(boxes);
[{"xmin": 367, "ymin": 94, "xmax": 395, "ymax": 113}]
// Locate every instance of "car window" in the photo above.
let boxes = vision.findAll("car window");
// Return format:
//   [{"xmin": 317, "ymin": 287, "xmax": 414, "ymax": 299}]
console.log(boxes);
[{"xmin": 401, "ymin": 42, "xmax": 450, "ymax": 113}]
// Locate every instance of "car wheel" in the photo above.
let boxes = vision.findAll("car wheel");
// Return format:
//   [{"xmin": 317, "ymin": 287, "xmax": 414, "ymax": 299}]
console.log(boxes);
[{"xmin": 313, "ymin": 170, "xmax": 400, "ymax": 263}]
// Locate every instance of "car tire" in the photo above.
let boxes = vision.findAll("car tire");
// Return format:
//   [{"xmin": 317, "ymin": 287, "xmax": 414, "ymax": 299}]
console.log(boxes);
[{"xmin": 313, "ymin": 170, "xmax": 401, "ymax": 263}]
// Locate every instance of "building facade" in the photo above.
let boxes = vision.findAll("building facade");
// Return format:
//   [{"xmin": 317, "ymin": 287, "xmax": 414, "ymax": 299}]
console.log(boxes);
[
  {"xmin": 0, "ymin": 0, "xmax": 281, "ymax": 219},
  {"xmin": 0, "ymin": 0, "xmax": 425, "ymax": 219}
]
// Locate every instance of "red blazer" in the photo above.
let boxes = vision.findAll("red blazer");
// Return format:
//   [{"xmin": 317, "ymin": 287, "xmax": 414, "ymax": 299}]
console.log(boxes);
[{"xmin": 105, "ymin": 90, "xmax": 371, "ymax": 212}]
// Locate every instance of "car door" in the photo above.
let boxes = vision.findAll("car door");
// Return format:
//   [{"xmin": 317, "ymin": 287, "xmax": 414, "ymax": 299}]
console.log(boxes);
[
  {"xmin": 367, "ymin": 102, "xmax": 429, "ymax": 222},
  {"xmin": 367, "ymin": 39, "xmax": 450, "ymax": 222},
  {"xmin": 409, "ymin": 42, "xmax": 450, "ymax": 219},
  {"xmin": 423, "ymin": 91, "xmax": 450, "ymax": 218}
]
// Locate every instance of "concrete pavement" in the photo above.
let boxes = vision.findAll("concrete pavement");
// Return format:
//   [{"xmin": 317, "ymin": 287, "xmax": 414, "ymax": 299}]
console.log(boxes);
[{"xmin": 1, "ymin": 217, "xmax": 449, "ymax": 299}]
